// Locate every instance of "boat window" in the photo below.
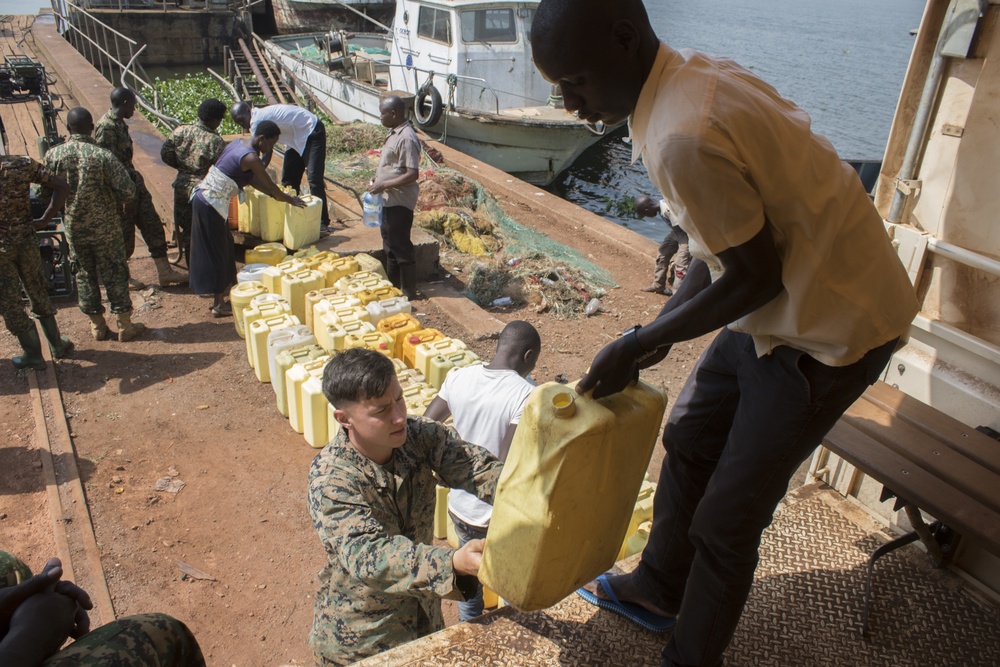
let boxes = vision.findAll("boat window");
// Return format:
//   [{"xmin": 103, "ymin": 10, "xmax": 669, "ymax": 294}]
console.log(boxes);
[
  {"xmin": 417, "ymin": 6, "xmax": 453, "ymax": 45},
  {"xmin": 460, "ymin": 8, "xmax": 517, "ymax": 43}
]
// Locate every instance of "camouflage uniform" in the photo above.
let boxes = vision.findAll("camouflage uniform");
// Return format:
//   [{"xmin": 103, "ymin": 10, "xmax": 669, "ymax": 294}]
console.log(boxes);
[
  {"xmin": 43, "ymin": 135, "xmax": 137, "ymax": 315},
  {"xmin": 94, "ymin": 110, "xmax": 169, "ymax": 260},
  {"xmin": 160, "ymin": 122, "xmax": 226, "ymax": 255},
  {"xmin": 308, "ymin": 415, "xmax": 503, "ymax": 666},
  {"xmin": 0, "ymin": 156, "xmax": 57, "ymax": 337},
  {"xmin": 0, "ymin": 551, "xmax": 206, "ymax": 666}
]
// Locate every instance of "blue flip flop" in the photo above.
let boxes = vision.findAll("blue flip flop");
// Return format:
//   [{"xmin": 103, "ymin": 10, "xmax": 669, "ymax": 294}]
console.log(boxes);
[{"xmin": 576, "ymin": 573, "xmax": 677, "ymax": 633}]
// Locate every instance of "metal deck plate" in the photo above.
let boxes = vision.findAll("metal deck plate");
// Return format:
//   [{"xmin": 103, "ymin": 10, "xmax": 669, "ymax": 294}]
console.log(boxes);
[{"xmin": 355, "ymin": 485, "xmax": 1000, "ymax": 666}]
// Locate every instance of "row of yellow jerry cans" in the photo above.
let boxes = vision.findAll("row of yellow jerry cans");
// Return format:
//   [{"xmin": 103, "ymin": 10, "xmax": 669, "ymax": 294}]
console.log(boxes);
[{"xmin": 241, "ymin": 294, "xmax": 479, "ymax": 386}]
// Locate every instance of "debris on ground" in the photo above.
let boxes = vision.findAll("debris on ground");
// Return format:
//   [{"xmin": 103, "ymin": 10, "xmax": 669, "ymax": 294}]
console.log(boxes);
[{"xmin": 178, "ymin": 561, "xmax": 216, "ymax": 582}]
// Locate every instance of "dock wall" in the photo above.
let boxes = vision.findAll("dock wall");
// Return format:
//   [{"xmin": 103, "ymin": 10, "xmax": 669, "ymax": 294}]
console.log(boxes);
[{"xmin": 88, "ymin": 9, "xmax": 237, "ymax": 66}]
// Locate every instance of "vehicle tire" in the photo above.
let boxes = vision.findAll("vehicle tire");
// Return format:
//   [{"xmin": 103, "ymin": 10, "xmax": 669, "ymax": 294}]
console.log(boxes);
[{"xmin": 414, "ymin": 85, "xmax": 443, "ymax": 128}]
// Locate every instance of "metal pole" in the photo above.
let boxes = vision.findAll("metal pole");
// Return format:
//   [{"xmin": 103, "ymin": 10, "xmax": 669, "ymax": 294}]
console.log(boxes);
[{"xmin": 238, "ymin": 37, "xmax": 277, "ymax": 104}]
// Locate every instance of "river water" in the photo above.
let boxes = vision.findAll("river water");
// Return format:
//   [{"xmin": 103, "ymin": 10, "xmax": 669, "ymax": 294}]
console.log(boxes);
[{"xmin": 547, "ymin": 0, "xmax": 928, "ymax": 242}]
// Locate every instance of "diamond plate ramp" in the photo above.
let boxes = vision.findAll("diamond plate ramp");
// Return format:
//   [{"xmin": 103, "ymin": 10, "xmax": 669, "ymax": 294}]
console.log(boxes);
[{"xmin": 354, "ymin": 485, "xmax": 1000, "ymax": 666}]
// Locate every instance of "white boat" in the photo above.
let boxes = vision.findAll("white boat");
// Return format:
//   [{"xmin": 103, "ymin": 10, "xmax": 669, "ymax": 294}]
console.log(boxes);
[{"xmin": 261, "ymin": 0, "xmax": 611, "ymax": 186}]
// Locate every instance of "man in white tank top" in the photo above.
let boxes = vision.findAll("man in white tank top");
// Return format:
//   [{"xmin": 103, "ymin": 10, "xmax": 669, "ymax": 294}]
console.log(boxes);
[{"xmin": 423, "ymin": 321, "xmax": 541, "ymax": 621}]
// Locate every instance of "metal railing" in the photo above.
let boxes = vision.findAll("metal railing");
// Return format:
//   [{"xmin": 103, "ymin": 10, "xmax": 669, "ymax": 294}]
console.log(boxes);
[{"xmin": 49, "ymin": 0, "xmax": 179, "ymax": 128}]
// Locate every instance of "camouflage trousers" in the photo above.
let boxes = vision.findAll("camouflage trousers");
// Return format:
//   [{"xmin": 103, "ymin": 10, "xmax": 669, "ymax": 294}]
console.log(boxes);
[
  {"xmin": 0, "ymin": 552, "xmax": 206, "ymax": 666},
  {"xmin": 0, "ymin": 229, "xmax": 55, "ymax": 336},
  {"xmin": 121, "ymin": 172, "xmax": 168, "ymax": 260},
  {"xmin": 66, "ymin": 227, "xmax": 133, "ymax": 315}
]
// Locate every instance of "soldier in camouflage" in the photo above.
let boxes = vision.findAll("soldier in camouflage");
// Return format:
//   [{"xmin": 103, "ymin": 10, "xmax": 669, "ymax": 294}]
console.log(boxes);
[
  {"xmin": 0, "ymin": 154, "xmax": 73, "ymax": 370},
  {"xmin": 95, "ymin": 86, "xmax": 187, "ymax": 289},
  {"xmin": 309, "ymin": 348, "xmax": 504, "ymax": 666},
  {"xmin": 43, "ymin": 107, "xmax": 146, "ymax": 343},
  {"xmin": 0, "ymin": 551, "xmax": 206, "ymax": 666},
  {"xmin": 160, "ymin": 98, "xmax": 228, "ymax": 266}
]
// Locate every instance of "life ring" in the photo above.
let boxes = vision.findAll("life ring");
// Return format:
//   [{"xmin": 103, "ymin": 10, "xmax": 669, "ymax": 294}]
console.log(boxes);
[{"xmin": 413, "ymin": 85, "xmax": 443, "ymax": 128}]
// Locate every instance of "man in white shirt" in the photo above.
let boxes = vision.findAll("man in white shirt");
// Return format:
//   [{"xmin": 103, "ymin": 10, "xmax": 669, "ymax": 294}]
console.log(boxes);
[
  {"xmin": 530, "ymin": 1, "xmax": 919, "ymax": 666},
  {"xmin": 422, "ymin": 320, "xmax": 541, "ymax": 621},
  {"xmin": 230, "ymin": 102, "xmax": 330, "ymax": 229}
]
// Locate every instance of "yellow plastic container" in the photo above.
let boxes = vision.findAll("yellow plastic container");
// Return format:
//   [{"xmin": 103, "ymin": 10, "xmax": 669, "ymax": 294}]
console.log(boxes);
[
  {"xmin": 317, "ymin": 256, "xmax": 360, "ymax": 288},
  {"xmin": 243, "ymin": 295, "xmax": 291, "ymax": 367},
  {"xmin": 266, "ymin": 324, "xmax": 317, "ymax": 391},
  {"xmin": 335, "ymin": 271, "xmax": 385, "ymax": 294},
  {"xmin": 248, "ymin": 314, "xmax": 301, "ymax": 383},
  {"xmin": 238, "ymin": 187, "xmax": 259, "ymax": 236},
  {"xmin": 297, "ymin": 250, "xmax": 337, "ymax": 274},
  {"xmin": 426, "ymin": 350, "xmax": 481, "ymax": 390},
  {"xmin": 365, "ymin": 295, "xmax": 411, "ymax": 323},
  {"xmin": 283, "ymin": 195, "xmax": 323, "ymax": 250},
  {"xmin": 273, "ymin": 344, "xmax": 327, "ymax": 417},
  {"xmin": 287, "ymin": 359, "xmax": 328, "ymax": 435},
  {"xmin": 254, "ymin": 189, "xmax": 287, "ymax": 242},
  {"xmin": 413, "ymin": 338, "xmax": 468, "ymax": 378},
  {"xmin": 616, "ymin": 476, "xmax": 657, "ymax": 560},
  {"xmin": 230, "ymin": 281, "xmax": 267, "ymax": 339},
  {"xmin": 391, "ymin": 357, "xmax": 408, "ymax": 373},
  {"xmin": 281, "ymin": 269, "xmax": 325, "ymax": 325},
  {"xmin": 478, "ymin": 380, "xmax": 667, "ymax": 612},
  {"xmin": 353, "ymin": 252, "xmax": 388, "ymax": 279},
  {"xmin": 245, "ymin": 242, "xmax": 287, "ymax": 266},
  {"xmin": 312, "ymin": 294, "xmax": 363, "ymax": 335},
  {"xmin": 357, "ymin": 286, "xmax": 404, "ymax": 307},
  {"xmin": 401, "ymin": 328, "xmax": 446, "ymax": 369},
  {"xmin": 378, "ymin": 313, "xmax": 423, "ymax": 359},
  {"xmin": 301, "ymin": 375, "xmax": 331, "ymax": 448},
  {"xmin": 402, "ymin": 382, "xmax": 438, "ymax": 415},
  {"xmin": 305, "ymin": 289, "xmax": 358, "ymax": 331},
  {"xmin": 261, "ymin": 259, "xmax": 305, "ymax": 295},
  {"xmin": 343, "ymin": 331, "xmax": 394, "ymax": 356},
  {"xmin": 396, "ymin": 368, "xmax": 427, "ymax": 390},
  {"xmin": 315, "ymin": 306, "xmax": 371, "ymax": 350}
]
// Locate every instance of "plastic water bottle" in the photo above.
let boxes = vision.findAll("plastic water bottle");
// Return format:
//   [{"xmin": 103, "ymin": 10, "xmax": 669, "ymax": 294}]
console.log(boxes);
[{"xmin": 362, "ymin": 191, "xmax": 383, "ymax": 228}]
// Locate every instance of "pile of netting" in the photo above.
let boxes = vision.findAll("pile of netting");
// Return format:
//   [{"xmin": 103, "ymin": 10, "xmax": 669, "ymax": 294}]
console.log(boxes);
[{"xmin": 324, "ymin": 127, "xmax": 616, "ymax": 318}]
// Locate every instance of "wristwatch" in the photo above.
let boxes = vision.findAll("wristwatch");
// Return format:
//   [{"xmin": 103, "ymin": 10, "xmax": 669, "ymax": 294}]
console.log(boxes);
[{"xmin": 622, "ymin": 324, "xmax": 655, "ymax": 362}]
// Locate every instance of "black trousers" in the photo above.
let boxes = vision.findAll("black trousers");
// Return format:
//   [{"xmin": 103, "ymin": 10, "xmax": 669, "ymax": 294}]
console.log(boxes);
[
  {"xmin": 281, "ymin": 120, "xmax": 329, "ymax": 226},
  {"xmin": 379, "ymin": 205, "xmax": 415, "ymax": 286},
  {"xmin": 637, "ymin": 329, "xmax": 897, "ymax": 666}
]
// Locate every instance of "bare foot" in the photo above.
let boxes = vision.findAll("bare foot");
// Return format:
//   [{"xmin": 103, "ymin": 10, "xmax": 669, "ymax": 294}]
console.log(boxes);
[{"xmin": 582, "ymin": 571, "xmax": 675, "ymax": 618}]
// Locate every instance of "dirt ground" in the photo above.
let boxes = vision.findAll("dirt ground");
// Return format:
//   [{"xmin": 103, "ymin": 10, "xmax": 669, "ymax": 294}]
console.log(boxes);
[{"xmin": 0, "ymin": 197, "xmax": 713, "ymax": 665}]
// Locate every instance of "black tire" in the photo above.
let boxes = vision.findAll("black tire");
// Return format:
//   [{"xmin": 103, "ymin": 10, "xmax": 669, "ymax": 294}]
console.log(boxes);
[{"xmin": 413, "ymin": 85, "xmax": 443, "ymax": 128}]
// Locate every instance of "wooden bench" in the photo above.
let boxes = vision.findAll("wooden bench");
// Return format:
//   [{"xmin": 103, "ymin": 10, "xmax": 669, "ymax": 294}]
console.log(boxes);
[{"xmin": 817, "ymin": 381, "xmax": 1000, "ymax": 634}]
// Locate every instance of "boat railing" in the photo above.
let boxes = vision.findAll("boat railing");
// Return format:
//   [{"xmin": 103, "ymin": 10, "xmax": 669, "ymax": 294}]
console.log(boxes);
[{"xmin": 48, "ymin": 0, "xmax": 180, "ymax": 129}]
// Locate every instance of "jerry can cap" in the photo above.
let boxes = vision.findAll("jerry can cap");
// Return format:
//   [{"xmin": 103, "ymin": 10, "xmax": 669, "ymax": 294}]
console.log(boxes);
[{"xmin": 551, "ymin": 391, "xmax": 576, "ymax": 418}]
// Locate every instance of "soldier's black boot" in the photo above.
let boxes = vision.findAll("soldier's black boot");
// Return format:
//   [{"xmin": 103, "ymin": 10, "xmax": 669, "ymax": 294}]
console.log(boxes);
[
  {"xmin": 39, "ymin": 315, "xmax": 74, "ymax": 358},
  {"xmin": 12, "ymin": 327, "xmax": 46, "ymax": 370}
]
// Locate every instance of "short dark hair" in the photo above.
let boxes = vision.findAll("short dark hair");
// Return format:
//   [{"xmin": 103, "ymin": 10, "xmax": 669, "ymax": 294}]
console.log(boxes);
[
  {"xmin": 198, "ymin": 98, "xmax": 227, "ymax": 124},
  {"xmin": 322, "ymin": 348, "xmax": 395, "ymax": 406},
  {"xmin": 110, "ymin": 86, "xmax": 135, "ymax": 106},
  {"xmin": 254, "ymin": 120, "xmax": 281, "ymax": 140},
  {"xmin": 496, "ymin": 320, "xmax": 541, "ymax": 356}
]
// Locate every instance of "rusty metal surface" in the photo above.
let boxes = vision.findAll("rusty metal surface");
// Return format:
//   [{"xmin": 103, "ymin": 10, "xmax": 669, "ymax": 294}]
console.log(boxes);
[{"xmin": 353, "ymin": 485, "xmax": 1000, "ymax": 666}]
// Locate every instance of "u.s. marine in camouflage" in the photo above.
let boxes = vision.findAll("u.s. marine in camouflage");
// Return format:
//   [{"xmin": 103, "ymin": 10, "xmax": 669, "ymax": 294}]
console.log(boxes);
[
  {"xmin": 309, "ymin": 410, "xmax": 502, "ymax": 665},
  {"xmin": 95, "ymin": 101, "xmax": 169, "ymax": 261},
  {"xmin": 160, "ymin": 100, "xmax": 227, "ymax": 258},
  {"xmin": 43, "ymin": 133, "xmax": 136, "ymax": 315},
  {"xmin": 0, "ymin": 551, "xmax": 206, "ymax": 666},
  {"xmin": 0, "ymin": 155, "xmax": 58, "ymax": 337}
]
